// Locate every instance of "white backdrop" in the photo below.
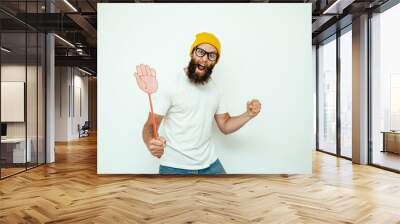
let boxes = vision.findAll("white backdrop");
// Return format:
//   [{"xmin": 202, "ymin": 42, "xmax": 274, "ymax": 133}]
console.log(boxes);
[{"xmin": 98, "ymin": 3, "xmax": 313, "ymax": 174}]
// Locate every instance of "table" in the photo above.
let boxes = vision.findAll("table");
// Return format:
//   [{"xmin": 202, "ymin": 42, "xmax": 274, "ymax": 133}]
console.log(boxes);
[
  {"xmin": 1, "ymin": 138, "xmax": 32, "ymax": 163},
  {"xmin": 381, "ymin": 131, "xmax": 400, "ymax": 154}
]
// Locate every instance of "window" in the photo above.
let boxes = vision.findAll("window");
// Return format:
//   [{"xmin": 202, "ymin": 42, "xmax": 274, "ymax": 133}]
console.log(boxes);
[
  {"xmin": 0, "ymin": 1, "xmax": 47, "ymax": 179},
  {"xmin": 318, "ymin": 37, "xmax": 337, "ymax": 154},
  {"xmin": 371, "ymin": 3, "xmax": 400, "ymax": 171},
  {"xmin": 339, "ymin": 29, "xmax": 352, "ymax": 158}
]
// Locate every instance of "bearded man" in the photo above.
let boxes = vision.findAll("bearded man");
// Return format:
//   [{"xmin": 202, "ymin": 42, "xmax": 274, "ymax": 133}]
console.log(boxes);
[{"xmin": 139, "ymin": 32, "xmax": 261, "ymax": 174}]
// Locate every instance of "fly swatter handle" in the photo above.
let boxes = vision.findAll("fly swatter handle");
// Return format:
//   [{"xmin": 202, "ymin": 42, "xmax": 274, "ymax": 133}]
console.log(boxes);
[{"xmin": 148, "ymin": 93, "xmax": 158, "ymax": 139}]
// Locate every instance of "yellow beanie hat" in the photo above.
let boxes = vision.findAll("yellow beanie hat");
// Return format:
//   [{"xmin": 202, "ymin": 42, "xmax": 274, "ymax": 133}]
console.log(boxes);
[{"xmin": 189, "ymin": 32, "xmax": 221, "ymax": 63}]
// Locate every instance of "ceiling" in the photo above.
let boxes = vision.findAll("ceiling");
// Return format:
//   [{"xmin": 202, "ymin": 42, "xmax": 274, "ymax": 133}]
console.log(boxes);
[{"xmin": 0, "ymin": 0, "xmax": 393, "ymax": 75}]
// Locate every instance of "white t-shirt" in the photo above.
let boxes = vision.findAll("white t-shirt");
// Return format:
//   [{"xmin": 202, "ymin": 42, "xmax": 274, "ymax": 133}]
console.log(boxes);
[{"xmin": 153, "ymin": 72, "xmax": 227, "ymax": 170}]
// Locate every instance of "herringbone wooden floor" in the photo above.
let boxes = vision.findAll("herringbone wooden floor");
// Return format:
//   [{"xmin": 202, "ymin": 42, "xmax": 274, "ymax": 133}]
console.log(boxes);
[{"xmin": 1, "ymin": 134, "xmax": 400, "ymax": 224}]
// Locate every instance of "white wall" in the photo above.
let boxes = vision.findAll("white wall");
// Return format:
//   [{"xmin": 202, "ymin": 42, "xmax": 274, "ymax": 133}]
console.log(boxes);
[
  {"xmin": 55, "ymin": 67, "xmax": 89, "ymax": 141},
  {"xmin": 98, "ymin": 3, "xmax": 313, "ymax": 174},
  {"xmin": 72, "ymin": 72, "xmax": 89, "ymax": 138},
  {"xmin": 55, "ymin": 66, "xmax": 69, "ymax": 141}
]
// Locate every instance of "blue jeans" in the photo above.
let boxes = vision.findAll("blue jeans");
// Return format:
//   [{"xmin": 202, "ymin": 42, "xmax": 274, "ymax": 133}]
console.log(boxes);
[{"xmin": 159, "ymin": 159, "xmax": 226, "ymax": 174}]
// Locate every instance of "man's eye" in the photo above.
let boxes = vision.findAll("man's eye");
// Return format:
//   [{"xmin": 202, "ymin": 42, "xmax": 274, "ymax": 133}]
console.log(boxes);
[
  {"xmin": 197, "ymin": 48, "xmax": 205, "ymax": 55},
  {"xmin": 209, "ymin": 53, "xmax": 217, "ymax": 60}
]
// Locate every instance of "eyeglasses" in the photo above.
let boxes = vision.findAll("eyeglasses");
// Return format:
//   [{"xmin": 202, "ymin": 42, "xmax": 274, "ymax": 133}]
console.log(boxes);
[{"xmin": 194, "ymin": 47, "xmax": 218, "ymax": 61}]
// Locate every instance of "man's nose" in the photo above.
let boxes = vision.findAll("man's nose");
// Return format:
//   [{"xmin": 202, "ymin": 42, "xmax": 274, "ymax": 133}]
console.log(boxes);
[{"xmin": 200, "ymin": 54, "xmax": 209, "ymax": 63}]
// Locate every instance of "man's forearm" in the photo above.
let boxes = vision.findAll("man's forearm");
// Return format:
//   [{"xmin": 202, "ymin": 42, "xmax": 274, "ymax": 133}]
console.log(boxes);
[
  {"xmin": 142, "ymin": 123, "xmax": 154, "ymax": 146},
  {"xmin": 142, "ymin": 114, "xmax": 163, "ymax": 146},
  {"xmin": 221, "ymin": 112, "xmax": 252, "ymax": 134}
]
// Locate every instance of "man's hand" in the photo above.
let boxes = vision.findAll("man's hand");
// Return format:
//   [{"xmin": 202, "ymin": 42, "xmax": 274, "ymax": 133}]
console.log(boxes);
[
  {"xmin": 246, "ymin": 99, "xmax": 262, "ymax": 118},
  {"xmin": 147, "ymin": 136, "xmax": 166, "ymax": 158}
]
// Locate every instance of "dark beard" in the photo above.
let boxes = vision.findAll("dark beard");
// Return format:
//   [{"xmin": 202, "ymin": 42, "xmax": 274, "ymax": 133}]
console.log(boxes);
[{"xmin": 187, "ymin": 58, "xmax": 214, "ymax": 85}]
